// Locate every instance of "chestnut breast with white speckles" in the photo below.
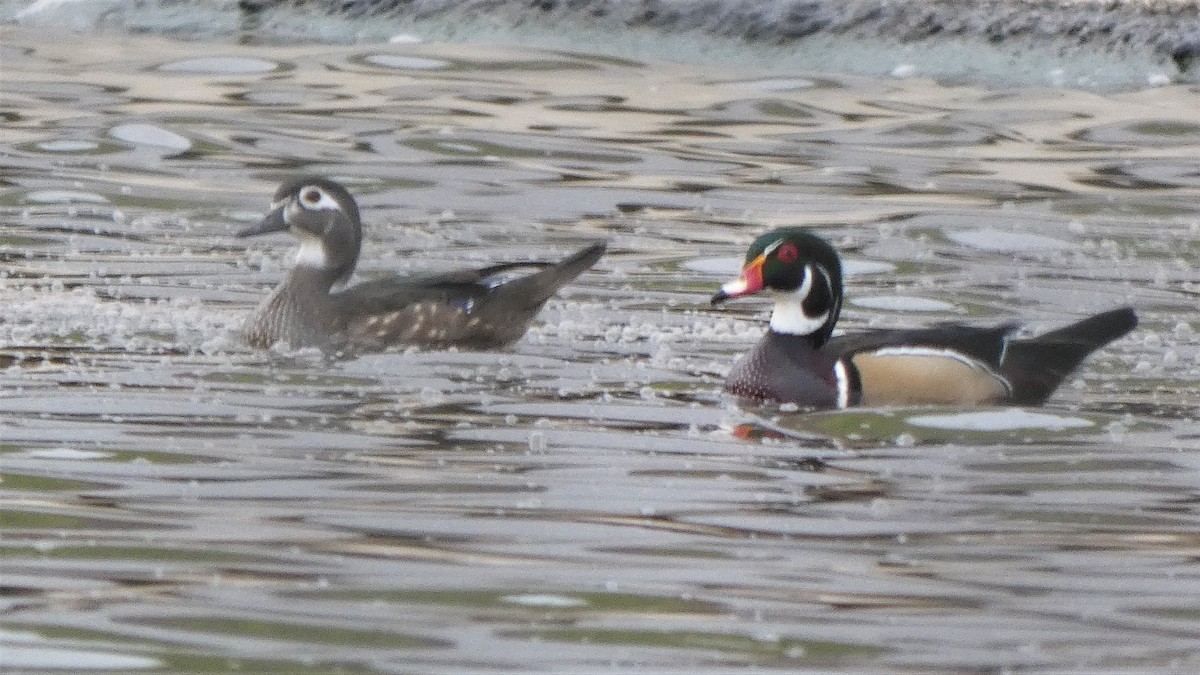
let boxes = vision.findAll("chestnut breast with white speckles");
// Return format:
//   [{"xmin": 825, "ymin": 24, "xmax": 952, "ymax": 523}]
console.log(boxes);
[{"xmin": 725, "ymin": 330, "xmax": 839, "ymax": 408}]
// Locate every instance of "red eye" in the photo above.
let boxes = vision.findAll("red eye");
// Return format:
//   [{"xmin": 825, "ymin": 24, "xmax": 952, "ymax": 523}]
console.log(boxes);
[
  {"xmin": 776, "ymin": 242, "xmax": 799, "ymax": 263},
  {"xmin": 301, "ymin": 189, "xmax": 321, "ymax": 205}
]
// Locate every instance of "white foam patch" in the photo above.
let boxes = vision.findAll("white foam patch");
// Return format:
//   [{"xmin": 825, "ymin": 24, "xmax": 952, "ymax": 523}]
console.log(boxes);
[
  {"xmin": 160, "ymin": 56, "xmax": 278, "ymax": 74},
  {"xmin": 109, "ymin": 124, "xmax": 192, "ymax": 153},
  {"xmin": 850, "ymin": 295, "xmax": 956, "ymax": 312},
  {"xmin": 501, "ymin": 594, "xmax": 589, "ymax": 608},
  {"xmin": 946, "ymin": 229, "xmax": 1070, "ymax": 253},
  {"xmin": 365, "ymin": 54, "xmax": 449, "ymax": 70},
  {"xmin": 907, "ymin": 409, "xmax": 1095, "ymax": 432},
  {"xmin": 25, "ymin": 190, "xmax": 108, "ymax": 204}
]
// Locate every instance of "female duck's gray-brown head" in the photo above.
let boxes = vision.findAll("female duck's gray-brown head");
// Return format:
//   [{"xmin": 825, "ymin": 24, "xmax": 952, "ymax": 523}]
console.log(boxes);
[
  {"xmin": 238, "ymin": 176, "xmax": 362, "ymax": 287},
  {"xmin": 711, "ymin": 228, "xmax": 844, "ymax": 346}
]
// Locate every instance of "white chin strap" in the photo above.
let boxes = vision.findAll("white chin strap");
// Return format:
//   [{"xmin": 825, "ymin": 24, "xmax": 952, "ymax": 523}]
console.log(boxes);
[
  {"xmin": 767, "ymin": 265, "xmax": 828, "ymax": 336},
  {"xmin": 769, "ymin": 293, "xmax": 828, "ymax": 335}
]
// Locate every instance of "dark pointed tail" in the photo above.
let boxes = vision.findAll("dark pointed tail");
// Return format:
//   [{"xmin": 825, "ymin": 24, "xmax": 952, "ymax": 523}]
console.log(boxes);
[
  {"xmin": 1001, "ymin": 307, "xmax": 1138, "ymax": 404},
  {"xmin": 500, "ymin": 242, "xmax": 606, "ymax": 309}
]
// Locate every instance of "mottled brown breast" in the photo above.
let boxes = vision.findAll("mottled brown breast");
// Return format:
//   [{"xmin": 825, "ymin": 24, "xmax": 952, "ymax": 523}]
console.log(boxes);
[{"xmin": 849, "ymin": 349, "xmax": 1010, "ymax": 406}]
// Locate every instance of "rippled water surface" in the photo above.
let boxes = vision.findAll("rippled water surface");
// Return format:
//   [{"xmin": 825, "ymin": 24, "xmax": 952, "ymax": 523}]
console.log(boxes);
[{"xmin": 2, "ymin": 25, "xmax": 1200, "ymax": 672}]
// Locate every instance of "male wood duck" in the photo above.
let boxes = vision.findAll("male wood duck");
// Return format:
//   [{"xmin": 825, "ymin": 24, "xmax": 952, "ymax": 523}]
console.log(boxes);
[
  {"xmin": 710, "ymin": 227, "xmax": 1138, "ymax": 408},
  {"xmin": 239, "ymin": 176, "xmax": 606, "ymax": 352}
]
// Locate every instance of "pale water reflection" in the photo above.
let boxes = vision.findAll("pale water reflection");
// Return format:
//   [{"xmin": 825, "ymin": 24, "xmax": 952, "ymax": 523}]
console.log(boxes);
[{"xmin": 1, "ymin": 25, "xmax": 1199, "ymax": 673}]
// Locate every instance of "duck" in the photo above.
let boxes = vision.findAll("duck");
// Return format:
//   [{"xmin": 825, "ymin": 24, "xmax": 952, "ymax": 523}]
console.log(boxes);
[
  {"xmin": 710, "ymin": 227, "xmax": 1137, "ymax": 408},
  {"xmin": 238, "ymin": 176, "xmax": 606, "ymax": 352}
]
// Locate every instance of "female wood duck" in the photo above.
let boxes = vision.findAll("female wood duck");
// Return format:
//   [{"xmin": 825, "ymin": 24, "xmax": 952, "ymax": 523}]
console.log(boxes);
[
  {"xmin": 711, "ymin": 227, "xmax": 1138, "ymax": 408},
  {"xmin": 239, "ymin": 176, "xmax": 606, "ymax": 352}
]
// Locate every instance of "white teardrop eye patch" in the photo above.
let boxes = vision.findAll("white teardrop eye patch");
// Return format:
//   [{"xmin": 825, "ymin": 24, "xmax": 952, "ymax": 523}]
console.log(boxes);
[
  {"xmin": 296, "ymin": 186, "xmax": 340, "ymax": 211},
  {"xmin": 301, "ymin": 188, "xmax": 323, "ymax": 206}
]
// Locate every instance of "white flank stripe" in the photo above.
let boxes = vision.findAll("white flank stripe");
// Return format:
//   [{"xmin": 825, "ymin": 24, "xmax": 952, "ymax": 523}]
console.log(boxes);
[
  {"xmin": 834, "ymin": 359, "xmax": 851, "ymax": 408},
  {"xmin": 870, "ymin": 346, "xmax": 985, "ymax": 368}
]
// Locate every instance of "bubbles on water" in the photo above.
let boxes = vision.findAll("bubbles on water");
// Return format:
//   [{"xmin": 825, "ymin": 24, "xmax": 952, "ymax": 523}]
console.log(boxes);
[
  {"xmin": 419, "ymin": 387, "xmax": 447, "ymax": 405},
  {"xmin": 1105, "ymin": 420, "xmax": 1128, "ymax": 443},
  {"xmin": 528, "ymin": 430, "xmax": 547, "ymax": 453}
]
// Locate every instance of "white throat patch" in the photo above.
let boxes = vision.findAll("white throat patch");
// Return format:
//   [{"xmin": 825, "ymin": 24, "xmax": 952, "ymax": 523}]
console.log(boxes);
[
  {"xmin": 293, "ymin": 236, "xmax": 328, "ymax": 269},
  {"xmin": 768, "ymin": 264, "xmax": 828, "ymax": 336}
]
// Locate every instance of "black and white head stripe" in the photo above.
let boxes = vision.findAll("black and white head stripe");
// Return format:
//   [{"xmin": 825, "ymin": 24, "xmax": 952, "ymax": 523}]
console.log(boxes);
[
  {"xmin": 769, "ymin": 264, "xmax": 831, "ymax": 336},
  {"xmin": 768, "ymin": 261, "xmax": 841, "ymax": 338}
]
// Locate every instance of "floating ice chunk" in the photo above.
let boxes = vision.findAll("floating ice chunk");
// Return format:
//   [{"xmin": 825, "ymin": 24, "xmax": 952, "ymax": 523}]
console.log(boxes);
[
  {"xmin": 737, "ymin": 78, "xmax": 815, "ymax": 92},
  {"xmin": 110, "ymin": 124, "xmax": 191, "ymax": 153},
  {"xmin": 388, "ymin": 34, "xmax": 423, "ymax": 44},
  {"xmin": 681, "ymin": 257, "xmax": 741, "ymax": 275},
  {"xmin": 891, "ymin": 64, "xmax": 916, "ymax": 78},
  {"xmin": 23, "ymin": 447, "xmax": 111, "ymax": 460},
  {"xmin": 946, "ymin": 228, "xmax": 1070, "ymax": 253},
  {"xmin": 0, "ymin": 645, "xmax": 160, "ymax": 670},
  {"xmin": 501, "ymin": 594, "xmax": 588, "ymax": 608},
  {"xmin": 850, "ymin": 295, "xmax": 956, "ymax": 312},
  {"xmin": 437, "ymin": 142, "xmax": 479, "ymax": 154},
  {"xmin": 160, "ymin": 57, "xmax": 278, "ymax": 74},
  {"xmin": 14, "ymin": 0, "xmax": 89, "ymax": 19},
  {"xmin": 1147, "ymin": 73, "xmax": 1172, "ymax": 87},
  {"xmin": 683, "ymin": 257, "xmax": 893, "ymax": 276},
  {"xmin": 25, "ymin": 190, "xmax": 107, "ymax": 204},
  {"xmin": 907, "ymin": 409, "xmax": 1094, "ymax": 431},
  {"xmin": 36, "ymin": 139, "xmax": 99, "ymax": 152},
  {"xmin": 365, "ymin": 54, "xmax": 448, "ymax": 70},
  {"xmin": 844, "ymin": 260, "xmax": 896, "ymax": 276}
]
